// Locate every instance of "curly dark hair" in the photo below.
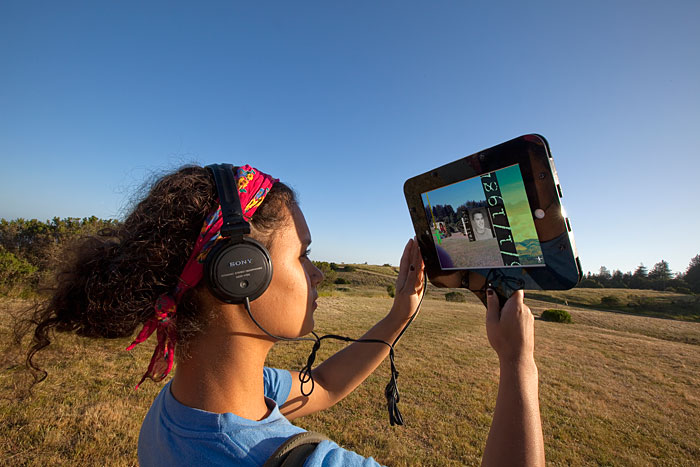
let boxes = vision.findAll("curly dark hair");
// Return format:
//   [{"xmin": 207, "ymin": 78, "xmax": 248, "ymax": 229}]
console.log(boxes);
[{"xmin": 23, "ymin": 165, "xmax": 296, "ymax": 383}]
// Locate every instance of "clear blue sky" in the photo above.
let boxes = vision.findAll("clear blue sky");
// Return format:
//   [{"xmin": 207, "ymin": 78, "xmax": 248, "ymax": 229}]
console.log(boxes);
[{"xmin": 2, "ymin": 1, "xmax": 699, "ymax": 275}]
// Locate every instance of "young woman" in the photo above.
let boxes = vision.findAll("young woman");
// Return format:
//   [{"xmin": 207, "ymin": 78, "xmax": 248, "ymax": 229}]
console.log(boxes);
[{"xmin": 27, "ymin": 164, "xmax": 544, "ymax": 466}]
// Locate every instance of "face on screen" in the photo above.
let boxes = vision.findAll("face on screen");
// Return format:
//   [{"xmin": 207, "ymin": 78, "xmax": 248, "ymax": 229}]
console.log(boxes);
[{"xmin": 421, "ymin": 164, "xmax": 545, "ymax": 270}]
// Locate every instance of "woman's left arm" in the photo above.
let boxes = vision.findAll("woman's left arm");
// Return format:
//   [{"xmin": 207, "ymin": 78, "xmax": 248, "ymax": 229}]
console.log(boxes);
[{"xmin": 280, "ymin": 238, "xmax": 425, "ymax": 420}]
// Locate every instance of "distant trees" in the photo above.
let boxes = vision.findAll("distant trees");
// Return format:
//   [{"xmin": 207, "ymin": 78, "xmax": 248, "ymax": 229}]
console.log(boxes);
[
  {"xmin": 1, "ymin": 215, "xmax": 698, "ymax": 297},
  {"xmin": 648, "ymin": 260, "xmax": 672, "ymax": 281},
  {"xmin": 609, "ymin": 269, "xmax": 626, "ymax": 288},
  {"xmin": 685, "ymin": 255, "xmax": 700, "ymax": 293},
  {"xmin": 0, "ymin": 245, "xmax": 37, "ymax": 296},
  {"xmin": 581, "ymin": 256, "xmax": 698, "ymax": 293},
  {"xmin": 0, "ymin": 216, "xmax": 119, "ymax": 296},
  {"xmin": 425, "ymin": 200, "xmax": 488, "ymax": 235},
  {"xmin": 634, "ymin": 264, "xmax": 648, "ymax": 277}
]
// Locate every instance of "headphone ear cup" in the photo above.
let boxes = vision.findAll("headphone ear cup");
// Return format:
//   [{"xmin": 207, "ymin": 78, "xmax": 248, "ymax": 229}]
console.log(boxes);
[{"xmin": 205, "ymin": 238, "xmax": 273, "ymax": 304}]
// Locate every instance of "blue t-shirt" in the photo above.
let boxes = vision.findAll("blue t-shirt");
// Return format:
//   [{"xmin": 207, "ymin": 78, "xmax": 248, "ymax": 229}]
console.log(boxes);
[{"xmin": 138, "ymin": 367, "xmax": 382, "ymax": 466}]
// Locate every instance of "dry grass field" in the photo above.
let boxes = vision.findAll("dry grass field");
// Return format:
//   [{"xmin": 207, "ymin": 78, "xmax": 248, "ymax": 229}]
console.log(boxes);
[{"xmin": 1, "ymin": 284, "xmax": 699, "ymax": 466}]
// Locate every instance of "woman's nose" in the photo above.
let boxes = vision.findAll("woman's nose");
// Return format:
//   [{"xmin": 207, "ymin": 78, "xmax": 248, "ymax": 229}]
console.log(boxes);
[{"xmin": 311, "ymin": 263, "xmax": 324, "ymax": 286}]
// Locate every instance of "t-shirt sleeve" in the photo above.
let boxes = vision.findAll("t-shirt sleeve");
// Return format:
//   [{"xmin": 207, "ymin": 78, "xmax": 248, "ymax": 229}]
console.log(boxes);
[
  {"xmin": 263, "ymin": 367, "xmax": 293, "ymax": 406},
  {"xmin": 304, "ymin": 440, "xmax": 384, "ymax": 466}
]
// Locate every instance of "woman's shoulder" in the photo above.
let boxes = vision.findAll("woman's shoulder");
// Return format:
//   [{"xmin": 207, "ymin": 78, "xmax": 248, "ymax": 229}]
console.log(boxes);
[
  {"xmin": 138, "ymin": 379, "xmax": 382, "ymax": 467},
  {"xmin": 139, "ymin": 379, "xmax": 302, "ymax": 465},
  {"xmin": 263, "ymin": 366, "xmax": 293, "ymax": 406},
  {"xmin": 306, "ymin": 440, "xmax": 384, "ymax": 466}
]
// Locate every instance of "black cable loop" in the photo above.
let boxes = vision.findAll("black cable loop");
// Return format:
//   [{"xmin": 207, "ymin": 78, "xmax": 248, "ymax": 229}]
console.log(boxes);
[
  {"xmin": 244, "ymin": 274, "xmax": 428, "ymax": 426},
  {"xmin": 384, "ymin": 348, "xmax": 403, "ymax": 425},
  {"xmin": 298, "ymin": 332, "xmax": 322, "ymax": 396}
]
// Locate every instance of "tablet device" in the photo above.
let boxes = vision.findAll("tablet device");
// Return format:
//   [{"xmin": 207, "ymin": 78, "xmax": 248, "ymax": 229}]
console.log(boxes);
[{"xmin": 403, "ymin": 134, "xmax": 581, "ymax": 305}]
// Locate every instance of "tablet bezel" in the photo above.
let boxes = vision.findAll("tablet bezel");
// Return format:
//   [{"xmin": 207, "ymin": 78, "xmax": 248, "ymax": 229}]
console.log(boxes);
[{"xmin": 403, "ymin": 134, "xmax": 581, "ymax": 301}]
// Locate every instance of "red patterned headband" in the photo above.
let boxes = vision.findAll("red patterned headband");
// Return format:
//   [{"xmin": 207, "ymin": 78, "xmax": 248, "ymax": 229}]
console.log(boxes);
[{"xmin": 126, "ymin": 164, "xmax": 278, "ymax": 389}]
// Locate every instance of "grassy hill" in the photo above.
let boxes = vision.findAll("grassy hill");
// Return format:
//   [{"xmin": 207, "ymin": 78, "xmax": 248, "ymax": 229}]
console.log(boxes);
[
  {"xmin": 527, "ymin": 288, "xmax": 700, "ymax": 322},
  {"xmin": 328, "ymin": 266, "xmax": 700, "ymax": 323},
  {"xmin": 1, "ymin": 283, "xmax": 699, "ymax": 465}
]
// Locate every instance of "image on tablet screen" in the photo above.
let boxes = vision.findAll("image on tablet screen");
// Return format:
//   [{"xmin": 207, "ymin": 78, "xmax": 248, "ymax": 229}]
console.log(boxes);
[{"xmin": 421, "ymin": 164, "xmax": 545, "ymax": 269}]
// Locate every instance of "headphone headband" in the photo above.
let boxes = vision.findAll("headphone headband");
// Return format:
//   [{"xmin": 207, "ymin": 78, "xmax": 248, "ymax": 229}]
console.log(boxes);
[
  {"xmin": 206, "ymin": 164, "xmax": 250, "ymax": 239},
  {"xmin": 203, "ymin": 163, "xmax": 274, "ymax": 304}
]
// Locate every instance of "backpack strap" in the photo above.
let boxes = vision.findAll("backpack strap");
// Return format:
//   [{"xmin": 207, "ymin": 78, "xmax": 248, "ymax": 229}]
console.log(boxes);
[{"xmin": 263, "ymin": 431, "xmax": 330, "ymax": 467}]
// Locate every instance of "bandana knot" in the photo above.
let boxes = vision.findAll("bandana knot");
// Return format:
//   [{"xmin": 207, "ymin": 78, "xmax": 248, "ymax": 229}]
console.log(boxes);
[{"xmin": 154, "ymin": 294, "xmax": 177, "ymax": 323}]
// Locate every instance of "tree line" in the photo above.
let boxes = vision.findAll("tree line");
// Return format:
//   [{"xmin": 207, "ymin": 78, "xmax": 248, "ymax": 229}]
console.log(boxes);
[
  {"xmin": 2, "ymin": 216, "xmax": 699, "ymax": 296},
  {"xmin": 425, "ymin": 201, "xmax": 487, "ymax": 235},
  {"xmin": 0, "ymin": 217, "xmax": 118, "ymax": 296},
  {"xmin": 0, "ymin": 217, "xmax": 355, "ymax": 296},
  {"xmin": 580, "ymin": 257, "xmax": 700, "ymax": 294}
]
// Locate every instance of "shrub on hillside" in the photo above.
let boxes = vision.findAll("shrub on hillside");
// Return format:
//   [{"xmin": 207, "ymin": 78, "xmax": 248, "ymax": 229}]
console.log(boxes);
[
  {"xmin": 387, "ymin": 284, "xmax": 395, "ymax": 298},
  {"xmin": 0, "ymin": 245, "xmax": 37, "ymax": 295},
  {"xmin": 343, "ymin": 265, "xmax": 356, "ymax": 272},
  {"xmin": 541, "ymin": 309, "xmax": 572, "ymax": 323},
  {"xmin": 445, "ymin": 291, "xmax": 466, "ymax": 302},
  {"xmin": 601, "ymin": 295, "xmax": 622, "ymax": 307},
  {"xmin": 334, "ymin": 278, "xmax": 349, "ymax": 285}
]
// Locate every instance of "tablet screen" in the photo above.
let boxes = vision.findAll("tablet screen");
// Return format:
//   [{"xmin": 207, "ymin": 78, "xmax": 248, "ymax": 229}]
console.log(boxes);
[{"xmin": 421, "ymin": 164, "xmax": 545, "ymax": 270}]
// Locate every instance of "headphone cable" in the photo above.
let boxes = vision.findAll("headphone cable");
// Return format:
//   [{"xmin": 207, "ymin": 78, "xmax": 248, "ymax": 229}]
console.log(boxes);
[{"xmin": 243, "ymin": 274, "xmax": 427, "ymax": 426}]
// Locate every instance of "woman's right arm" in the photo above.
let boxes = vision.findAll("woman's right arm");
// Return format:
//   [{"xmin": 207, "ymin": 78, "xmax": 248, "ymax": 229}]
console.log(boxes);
[{"xmin": 481, "ymin": 289, "xmax": 545, "ymax": 467}]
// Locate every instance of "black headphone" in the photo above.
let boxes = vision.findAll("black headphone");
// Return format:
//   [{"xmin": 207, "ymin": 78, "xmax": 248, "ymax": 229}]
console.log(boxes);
[
  {"xmin": 205, "ymin": 165, "xmax": 426, "ymax": 426},
  {"xmin": 204, "ymin": 164, "xmax": 274, "ymax": 304}
]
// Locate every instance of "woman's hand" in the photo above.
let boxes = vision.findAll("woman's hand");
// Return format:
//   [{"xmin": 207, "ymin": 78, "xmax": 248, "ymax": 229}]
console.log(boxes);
[
  {"xmin": 482, "ymin": 289, "xmax": 544, "ymax": 466},
  {"xmin": 281, "ymin": 238, "xmax": 425, "ymax": 419},
  {"xmin": 485, "ymin": 289, "xmax": 535, "ymax": 366},
  {"xmin": 389, "ymin": 238, "xmax": 425, "ymax": 324}
]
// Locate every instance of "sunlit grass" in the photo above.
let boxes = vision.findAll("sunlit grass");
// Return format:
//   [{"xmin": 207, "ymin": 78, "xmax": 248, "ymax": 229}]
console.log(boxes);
[{"xmin": 2, "ymin": 289, "xmax": 699, "ymax": 465}]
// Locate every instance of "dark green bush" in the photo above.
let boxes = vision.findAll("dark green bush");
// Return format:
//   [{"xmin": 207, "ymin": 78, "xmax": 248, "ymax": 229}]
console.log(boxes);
[
  {"xmin": 445, "ymin": 291, "xmax": 466, "ymax": 302},
  {"xmin": 541, "ymin": 309, "xmax": 572, "ymax": 323},
  {"xmin": 334, "ymin": 277, "xmax": 349, "ymax": 285},
  {"xmin": 387, "ymin": 284, "xmax": 395, "ymax": 298}
]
